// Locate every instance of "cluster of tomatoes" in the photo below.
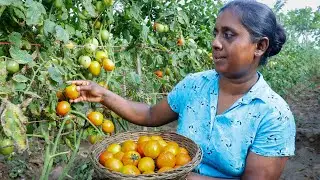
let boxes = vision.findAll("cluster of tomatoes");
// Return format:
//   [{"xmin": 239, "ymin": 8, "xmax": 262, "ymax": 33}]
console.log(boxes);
[
  {"xmin": 76, "ymin": 36, "xmax": 115, "ymax": 77},
  {"xmin": 55, "ymin": 84, "xmax": 115, "ymax": 134},
  {"xmin": 99, "ymin": 135, "xmax": 192, "ymax": 175}
]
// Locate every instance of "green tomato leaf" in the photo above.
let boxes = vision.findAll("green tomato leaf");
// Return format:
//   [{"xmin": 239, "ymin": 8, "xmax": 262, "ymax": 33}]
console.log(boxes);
[
  {"xmin": 83, "ymin": 0, "xmax": 97, "ymax": 17},
  {"xmin": 0, "ymin": 0, "xmax": 21, "ymax": 6},
  {"xmin": 0, "ymin": 59, "xmax": 7, "ymax": 85},
  {"xmin": 25, "ymin": 0, "xmax": 46, "ymax": 25},
  {"xmin": 13, "ymin": 7, "xmax": 25, "ymax": 20},
  {"xmin": 141, "ymin": 24, "xmax": 148, "ymax": 42},
  {"xmin": 48, "ymin": 66, "xmax": 63, "ymax": 84},
  {"xmin": 8, "ymin": 32, "xmax": 22, "ymax": 48},
  {"xmin": 65, "ymin": 24, "xmax": 75, "ymax": 36},
  {"xmin": 12, "ymin": 74, "xmax": 29, "ymax": 83},
  {"xmin": 9, "ymin": 47, "xmax": 32, "ymax": 64},
  {"xmin": 14, "ymin": 82, "xmax": 26, "ymax": 91},
  {"xmin": 55, "ymin": 25, "xmax": 69, "ymax": 43},
  {"xmin": 44, "ymin": 20, "xmax": 56, "ymax": 36}
]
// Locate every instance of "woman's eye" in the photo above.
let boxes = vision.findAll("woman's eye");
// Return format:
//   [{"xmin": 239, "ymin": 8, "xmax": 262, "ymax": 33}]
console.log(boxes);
[{"xmin": 224, "ymin": 32, "xmax": 234, "ymax": 39}]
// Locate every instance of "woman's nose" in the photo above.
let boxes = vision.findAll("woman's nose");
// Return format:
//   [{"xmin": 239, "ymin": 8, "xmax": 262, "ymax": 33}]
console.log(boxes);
[{"xmin": 212, "ymin": 37, "xmax": 222, "ymax": 51}]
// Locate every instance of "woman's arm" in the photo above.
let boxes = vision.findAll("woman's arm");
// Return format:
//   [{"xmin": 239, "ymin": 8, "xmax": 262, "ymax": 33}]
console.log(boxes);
[
  {"xmin": 100, "ymin": 89, "xmax": 178, "ymax": 127},
  {"xmin": 241, "ymin": 151, "xmax": 288, "ymax": 180},
  {"xmin": 70, "ymin": 80, "xmax": 178, "ymax": 127}
]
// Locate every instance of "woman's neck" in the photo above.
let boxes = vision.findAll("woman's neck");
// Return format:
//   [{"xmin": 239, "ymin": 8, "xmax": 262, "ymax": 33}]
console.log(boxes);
[{"xmin": 219, "ymin": 71, "xmax": 259, "ymax": 96}]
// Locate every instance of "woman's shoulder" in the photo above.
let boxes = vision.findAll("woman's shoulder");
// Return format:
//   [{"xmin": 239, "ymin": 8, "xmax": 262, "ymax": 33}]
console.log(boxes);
[
  {"xmin": 253, "ymin": 75, "xmax": 294, "ymax": 120},
  {"xmin": 183, "ymin": 69, "xmax": 218, "ymax": 82}
]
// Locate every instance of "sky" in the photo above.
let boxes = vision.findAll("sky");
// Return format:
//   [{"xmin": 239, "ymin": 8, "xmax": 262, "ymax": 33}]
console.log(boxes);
[{"xmin": 257, "ymin": 0, "xmax": 320, "ymax": 12}]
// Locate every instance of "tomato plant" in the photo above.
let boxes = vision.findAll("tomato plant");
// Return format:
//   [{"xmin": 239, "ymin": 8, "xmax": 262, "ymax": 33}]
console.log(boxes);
[{"xmin": 1, "ymin": 0, "xmax": 317, "ymax": 178}]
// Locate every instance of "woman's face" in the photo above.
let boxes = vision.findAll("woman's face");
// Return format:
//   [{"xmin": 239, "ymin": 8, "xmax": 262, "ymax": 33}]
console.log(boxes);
[{"xmin": 212, "ymin": 9, "xmax": 259, "ymax": 78}]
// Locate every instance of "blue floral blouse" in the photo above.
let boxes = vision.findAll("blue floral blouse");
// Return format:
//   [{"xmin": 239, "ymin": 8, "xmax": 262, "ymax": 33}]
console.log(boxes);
[{"xmin": 167, "ymin": 70, "xmax": 296, "ymax": 178}]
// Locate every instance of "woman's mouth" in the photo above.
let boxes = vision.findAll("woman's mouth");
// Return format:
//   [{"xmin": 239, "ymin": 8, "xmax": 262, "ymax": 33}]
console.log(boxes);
[{"xmin": 213, "ymin": 57, "xmax": 226, "ymax": 63}]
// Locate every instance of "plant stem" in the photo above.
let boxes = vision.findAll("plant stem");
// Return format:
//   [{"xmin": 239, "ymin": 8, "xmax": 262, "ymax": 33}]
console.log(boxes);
[
  {"xmin": 50, "ymin": 151, "xmax": 70, "ymax": 158},
  {"xmin": 45, "ymin": 117, "xmax": 68, "ymax": 178},
  {"xmin": 58, "ymin": 129, "xmax": 84, "ymax": 180}
]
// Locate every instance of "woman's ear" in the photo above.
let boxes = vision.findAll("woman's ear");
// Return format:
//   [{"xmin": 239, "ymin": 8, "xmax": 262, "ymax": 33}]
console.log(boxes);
[{"xmin": 254, "ymin": 37, "xmax": 269, "ymax": 57}]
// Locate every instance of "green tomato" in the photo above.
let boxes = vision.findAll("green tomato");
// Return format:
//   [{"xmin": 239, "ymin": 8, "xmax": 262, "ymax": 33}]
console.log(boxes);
[
  {"xmin": 103, "ymin": 0, "xmax": 114, "ymax": 7},
  {"xmin": 54, "ymin": 0, "xmax": 63, "ymax": 9},
  {"xmin": 100, "ymin": 29, "xmax": 110, "ymax": 41},
  {"xmin": 94, "ymin": 21, "xmax": 101, "ymax": 29},
  {"xmin": 96, "ymin": 1, "xmax": 104, "ymax": 12},
  {"xmin": 91, "ymin": 38, "xmax": 99, "ymax": 46},
  {"xmin": 0, "ymin": 139, "xmax": 14, "ymax": 155},
  {"xmin": 6, "ymin": 61, "xmax": 19, "ymax": 74},
  {"xmin": 156, "ymin": 24, "xmax": 165, "ymax": 32},
  {"xmin": 95, "ymin": 50, "xmax": 108, "ymax": 62},
  {"xmin": 163, "ymin": 25, "xmax": 169, "ymax": 32},
  {"xmin": 84, "ymin": 43, "xmax": 97, "ymax": 53},
  {"xmin": 79, "ymin": 55, "xmax": 92, "ymax": 68}
]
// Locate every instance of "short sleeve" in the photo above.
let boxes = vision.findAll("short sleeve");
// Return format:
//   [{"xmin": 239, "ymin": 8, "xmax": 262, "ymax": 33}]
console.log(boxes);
[
  {"xmin": 167, "ymin": 74, "xmax": 193, "ymax": 114},
  {"xmin": 250, "ymin": 109, "xmax": 296, "ymax": 157}
]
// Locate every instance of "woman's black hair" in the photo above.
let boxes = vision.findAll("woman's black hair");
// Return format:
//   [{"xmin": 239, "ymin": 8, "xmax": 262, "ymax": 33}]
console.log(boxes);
[{"xmin": 219, "ymin": 0, "xmax": 286, "ymax": 65}]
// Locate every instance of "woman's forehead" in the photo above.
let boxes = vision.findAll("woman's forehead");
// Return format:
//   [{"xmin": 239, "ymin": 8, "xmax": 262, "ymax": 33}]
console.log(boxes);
[{"xmin": 215, "ymin": 10, "xmax": 243, "ymax": 30}]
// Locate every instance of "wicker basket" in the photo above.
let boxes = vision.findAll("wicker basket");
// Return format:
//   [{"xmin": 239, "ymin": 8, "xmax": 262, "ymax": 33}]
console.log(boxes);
[{"xmin": 89, "ymin": 131, "xmax": 203, "ymax": 180}]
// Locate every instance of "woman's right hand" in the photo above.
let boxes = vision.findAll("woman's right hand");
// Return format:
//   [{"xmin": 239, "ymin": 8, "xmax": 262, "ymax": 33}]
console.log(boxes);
[{"xmin": 68, "ymin": 80, "xmax": 108, "ymax": 103}]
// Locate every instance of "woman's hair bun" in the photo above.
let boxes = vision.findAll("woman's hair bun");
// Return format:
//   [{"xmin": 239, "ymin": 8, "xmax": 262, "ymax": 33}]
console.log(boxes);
[{"xmin": 268, "ymin": 24, "xmax": 286, "ymax": 57}]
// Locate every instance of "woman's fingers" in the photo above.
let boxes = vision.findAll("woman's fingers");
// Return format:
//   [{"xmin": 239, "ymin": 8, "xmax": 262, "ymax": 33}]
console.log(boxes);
[
  {"xmin": 77, "ymin": 85, "xmax": 91, "ymax": 91},
  {"xmin": 68, "ymin": 80, "xmax": 90, "ymax": 86},
  {"xmin": 70, "ymin": 96, "xmax": 86, "ymax": 103}
]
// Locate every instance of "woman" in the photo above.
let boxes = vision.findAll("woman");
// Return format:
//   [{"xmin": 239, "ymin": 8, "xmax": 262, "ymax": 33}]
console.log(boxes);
[{"xmin": 70, "ymin": 1, "xmax": 296, "ymax": 179}]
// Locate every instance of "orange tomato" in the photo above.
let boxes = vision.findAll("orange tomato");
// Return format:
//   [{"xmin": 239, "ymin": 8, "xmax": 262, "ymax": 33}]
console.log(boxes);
[
  {"xmin": 143, "ymin": 140, "xmax": 161, "ymax": 159},
  {"xmin": 143, "ymin": 171, "xmax": 154, "ymax": 174},
  {"xmin": 114, "ymin": 151, "xmax": 124, "ymax": 161},
  {"xmin": 87, "ymin": 111, "xmax": 103, "ymax": 126},
  {"xmin": 156, "ymin": 151, "xmax": 176, "ymax": 168},
  {"xmin": 107, "ymin": 143, "xmax": 121, "ymax": 154},
  {"xmin": 99, "ymin": 150, "xmax": 113, "ymax": 165},
  {"xmin": 104, "ymin": 158, "xmax": 123, "ymax": 172},
  {"xmin": 122, "ymin": 151, "xmax": 141, "ymax": 166},
  {"xmin": 121, "ymin": 140, "xmax": 137, "ymax": 152},
  {"xmin": 64, "ymin": 84, "xmax": 79, "ymax": 100},
  {"xmin": 158, "ymin": 139, "xmax": 167, "ymax": 150},
  {"xmin": 121, "ymin": 165, "xmax": 141, "ymax": 175},
  {"xmin": 162, "ymin": 144, "xmax": 180, "ymax": 156},
  {"xmin": 177, "ymin": 38, "xmax": 185, "ymax": 46},
  {"xmin": 56, "ymin": 90, "xmax": 66, "ymax": 101},
  {"xmin": 137, "ymin": 141, "xmax": 147, "ymax": 157},
  {"xmin": 56, "ymin": 101, "xmax": 70, "ymax": 116},
  {"xmin": 154, "ymin": 70, "xmax": 163, "ymax": 78},
  {"xmin": 175, "ymin": 153, "xmax": 191, "ymax": 166},
  {"xmin": 102, "ymin": 119, "xmax": 115, "ymax": 133},
  {"xmin": 167, "ymin": 141, "xmax": 179, "ymax": 147},
  {"xmin": 137, "ymin": 136, "xmax": 150, "ymax": 144},
  {"xmin": 158, "ymin": 167, "xmax": 173, "ymax": 173},
  {"xmin": 179, "ymin": 147, "xmax": 189, "ymax": 155},
  {"xmin": 150, "ymin": 135, "xmax": 163, "ymax": 141},
  {"xmin": 138, "ymin": 157, "xmax": 155, "ymax": 173},
  {"xmin": 103, "ymin": 58, "xmax": 115, "ymax": 71}
]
